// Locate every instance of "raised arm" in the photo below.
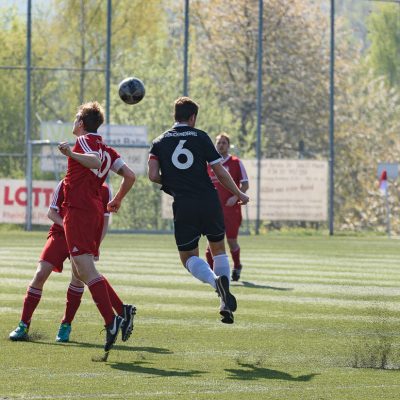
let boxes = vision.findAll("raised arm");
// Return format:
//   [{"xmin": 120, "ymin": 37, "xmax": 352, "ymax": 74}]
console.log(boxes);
[{"xmin": 58, "ymin": 141, "xmax": 101, "ymax": 169}]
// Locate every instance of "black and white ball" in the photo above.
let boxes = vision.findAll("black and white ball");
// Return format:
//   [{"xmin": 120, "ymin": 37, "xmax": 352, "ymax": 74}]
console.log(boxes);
[{"xmin": 118, "ymin": 77, "xmax": 145, "ymax": 105}]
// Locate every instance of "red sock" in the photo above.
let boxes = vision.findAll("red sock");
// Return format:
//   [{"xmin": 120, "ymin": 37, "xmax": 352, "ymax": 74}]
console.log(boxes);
[
  {"xmin": 205, "ymin": 247, "xmax": 214, "ymax": 269},
  {"xmin": 102, "ymin": 275, "xmax": 123, "ymax": 316},
  {"xmin": 231, "ymin": 247, "xmax": 241, "ymax": 269},
  {"xmin": 87, "ymin": 276, "xmax": 115, "ymax": 326},
  {"xmin": 61, "ymin": 284, "xmax": 84, "ymax": 324},
  {"xmin": 21, "ymin": 286, "xmax": 42, "ymax": 325}
]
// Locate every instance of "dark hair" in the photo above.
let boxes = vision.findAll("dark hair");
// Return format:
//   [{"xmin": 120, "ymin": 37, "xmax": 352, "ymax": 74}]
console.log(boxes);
[
  {"xmin": 216, "ymin": 132, "xmax": 230, "ymax": 145},
  {"xmin": 77, "ymin": 101, "xmax": 105, "ymax": 132},
  {"xmin": 174, "ymin": 97, "xmax": 199, "ymax": 122}
]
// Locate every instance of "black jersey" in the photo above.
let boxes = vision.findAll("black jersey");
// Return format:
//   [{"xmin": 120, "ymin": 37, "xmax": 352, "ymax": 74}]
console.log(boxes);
[{"xmin": 149, "ymin": 123, "xmax": 222, "ymax": 198}]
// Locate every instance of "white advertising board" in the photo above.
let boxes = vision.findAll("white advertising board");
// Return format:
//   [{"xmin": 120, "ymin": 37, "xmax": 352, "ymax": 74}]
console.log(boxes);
[
  {"xmin": 161, "ymin": 159, "xmax": 328, "ymax": 221},
  {"xmin": 0, "ymin": 179, "xmax": 58, "ymax": 225},
  {"xmin": 243, "ymin": 159, "xmax": 328, "ymax": 221},
  {"xmin": 40, "ymin": 122, "xmax": 149, "ymax": 175}
]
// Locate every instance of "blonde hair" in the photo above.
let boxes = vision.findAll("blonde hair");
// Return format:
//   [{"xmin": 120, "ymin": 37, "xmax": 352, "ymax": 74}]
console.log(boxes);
[{"xmin": 216, "ymin": 132, "xmax": 230, "ymax": 145}]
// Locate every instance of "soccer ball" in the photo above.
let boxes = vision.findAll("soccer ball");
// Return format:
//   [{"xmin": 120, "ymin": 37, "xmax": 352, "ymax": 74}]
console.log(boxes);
[{"xmin": 118, "ymin": 77, "xmax": 145, "ymax": 105}]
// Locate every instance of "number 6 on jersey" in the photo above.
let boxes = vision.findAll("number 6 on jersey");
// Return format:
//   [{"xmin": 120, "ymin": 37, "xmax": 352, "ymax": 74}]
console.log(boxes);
[{"xmin": 171, "ymin": 140, "xmax": 194, "ymax": 170}]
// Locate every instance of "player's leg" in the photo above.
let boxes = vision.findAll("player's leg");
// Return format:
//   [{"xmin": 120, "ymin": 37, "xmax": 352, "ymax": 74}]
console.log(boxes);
[
  {"xmin": 227, "ymin": 237, "xmax": 242, "ymax": 281},
  {"xmin": 179, "ymin": 247, "xmax": 219, "ymax": 288},
  {"xmin": 56, "ymin": 261, "xmax": 84, "ymax": 342},
  {"xmin": 64, "ymin": 207, "xmax": 116, "ymax": 325},
  {"xmin": 9, "ymin": 261, "xmax": 53, "ymax": 341},
  {"xmin": 208, "ymin": 239, "xmax": 237, "ymax": 324},
  {"xmin": 174, "ymin": 197, "xmax": 218, "ymax": 289},
  {"xmin": 203, "ymin": 194, "xmax": 237, "ymax": 323},
  {"xmin": 225, "ymin": 209, "xmax": 243, "ymax": 281},
  {"xmin": 205, "ymin": 246, "xmax": 214, "ymax": 269},
  {"xmin": 72, "ymin": 253, "xmax": 124, "ymax": 351},
  {"xmin": 101, "ymin": 274, "xmax": 137, "ymax": 342},
  {"xmin": 72, "ymin": 254, "xmax": 115, "ymax": 324}
]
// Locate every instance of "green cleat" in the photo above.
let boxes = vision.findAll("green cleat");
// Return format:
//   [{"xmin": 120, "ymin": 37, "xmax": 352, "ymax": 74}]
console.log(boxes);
[
  {"xmin": 9, "ymin": 321, "xmax": 29, "ymax": 341},
  {"xmin": 56, "ymin": 323, "xmax": 71, "ymax": 342}
]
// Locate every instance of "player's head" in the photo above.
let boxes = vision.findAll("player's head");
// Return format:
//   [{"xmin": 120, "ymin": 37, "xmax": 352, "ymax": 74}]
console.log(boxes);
[
  {"xmin": 174, "ymin": 97, "xmax": 198, "ymax": 126},
  {"xmin": 215, "ymin": 132, "xmax": 230, "ymax": 157},
  {"xmin": 73, "ymin": 101, "xmax": 105, "ymax": 135}
]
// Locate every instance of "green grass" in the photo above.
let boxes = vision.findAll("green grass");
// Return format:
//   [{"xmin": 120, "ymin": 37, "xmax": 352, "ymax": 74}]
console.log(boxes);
[{"xmin": 1, "ymin": 232, "xmax": 400, "ymax": 399}]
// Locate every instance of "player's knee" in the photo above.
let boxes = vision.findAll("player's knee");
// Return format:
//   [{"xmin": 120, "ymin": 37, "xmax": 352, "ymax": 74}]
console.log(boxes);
[
  {"xmin": 209, "ymin": 240, "xmax": 226, "ymax": 256},
  {"xmin": 33, "ymin": 268, "xmax": 50, "ymax": 286}
]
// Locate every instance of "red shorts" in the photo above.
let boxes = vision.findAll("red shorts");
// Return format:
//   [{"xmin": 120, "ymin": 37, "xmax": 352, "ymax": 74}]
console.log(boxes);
[
  {"xmin": 223, "ymin": 206, "xmax": 242, "ymax": 239},
  {"xmin": 64, "ymin": 207, "xmax": 103, "ymax": 257},
  {"xmin": 39, "ymin": 232, "xmax": 70, "ymax": 273}
]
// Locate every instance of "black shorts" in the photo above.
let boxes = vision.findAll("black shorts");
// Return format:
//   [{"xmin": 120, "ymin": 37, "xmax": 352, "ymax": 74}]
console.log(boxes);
[{"xmin": 173, "ymin": 192, "xmax": 225, "ymax": 251}]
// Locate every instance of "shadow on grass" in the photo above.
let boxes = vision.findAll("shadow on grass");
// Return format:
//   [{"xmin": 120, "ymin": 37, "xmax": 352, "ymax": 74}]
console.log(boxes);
[
  {"xmin": 239, "ymin": 281, "xmax": 293, "ymax": 291},
  {"xmin": 226, "ymin": 362, "xmax": 318, "ymax": 382},
  {"xmin": 108, "ymin": 360, "xmax": 205, "ymax": 377},
  {"xmin": 20, "ymin": 338, "xmax": 172, "ymax": 354}
]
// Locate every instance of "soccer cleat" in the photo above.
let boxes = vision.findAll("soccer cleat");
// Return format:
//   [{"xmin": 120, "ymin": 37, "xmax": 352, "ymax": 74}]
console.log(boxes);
[
  {"xmin": 121, "ymin": 304, "xmax": 137, "ymax": 342},
  {"xmin": 216, "ymin": 275, "xmax": 237, "ymax": 312},
  {"xmin": 104, "ymin": 315, "xmax": 124, "ymax": 352},
  {"xmin": 219, "ymin": 306, "xmax": 234, "ymax": 324},
  {"xmin": 56, "ymin": 323, "xmax": 71, "ymax": 342},
  {"xmin": 231, "ymin": 265, "xmax": 242, "ymax": 282},
  {"xmin": 9, "ymin": 321, "xmax": 29, "ymax": 341}
]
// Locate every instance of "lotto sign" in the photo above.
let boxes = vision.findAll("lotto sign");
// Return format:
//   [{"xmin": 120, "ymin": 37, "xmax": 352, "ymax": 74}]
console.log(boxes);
[{"xmin": 0, "ymin": 179, "xmax": 57, "ymax": 225}]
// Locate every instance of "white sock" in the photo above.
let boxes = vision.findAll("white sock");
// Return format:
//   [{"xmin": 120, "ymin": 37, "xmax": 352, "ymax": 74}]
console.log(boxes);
[
  {"xmin": 186, "ymin": 256, "xmax": 217, "ymax": 289},
  {"xmin": 213, "ymin": 254, "xmax": 231, "ymax": 309},
  {"xmin": 213, "ymin": 253, "xmax": 230, "ymax": 280}
]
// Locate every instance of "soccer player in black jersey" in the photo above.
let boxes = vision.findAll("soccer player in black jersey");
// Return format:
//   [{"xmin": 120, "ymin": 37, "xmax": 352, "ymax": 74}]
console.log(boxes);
[{"xmin": 148, "ymin": 97, "xmax": 249, "ymax": 324}]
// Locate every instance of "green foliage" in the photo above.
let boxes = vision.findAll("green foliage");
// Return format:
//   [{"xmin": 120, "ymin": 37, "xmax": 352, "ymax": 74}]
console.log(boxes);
[
  {"xmin": 0, "ymin": 8, "xmax": 26, "ymax": 177},
  {"xmin": 191, "ymin": 0, "xmax": 330, "ymax": 159},
  {"xmin": 366, "ymin": 4, "xmax": 400, "ymax": 87},
  {"xmin": 109, "ymin": 175, "xmax": 170, "ymax": 231},
  {"xmin": 2, "ymin": 0, "xmax": 400, "ymax": 233}
]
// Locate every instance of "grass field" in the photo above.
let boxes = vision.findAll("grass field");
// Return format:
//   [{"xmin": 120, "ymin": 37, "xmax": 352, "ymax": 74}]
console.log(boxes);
[{"xmin": 1, "ymin": 231, "xmax": 400, "ymax": 399}]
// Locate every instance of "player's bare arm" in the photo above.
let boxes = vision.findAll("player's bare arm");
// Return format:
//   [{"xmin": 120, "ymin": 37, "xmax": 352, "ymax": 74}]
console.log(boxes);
[
  {"xmin": 211, "ymin": 163, "xmax": 249, "ymax": 205},
  {"xmin": 47, "ymin": 207, "xmax": 64, "ymax": 228},
  {"xmin": 240, "ymin": 181, "xmax": 249, "ymax": 193},
  {"xmin": 58, "ymin": 141, "xmax": 101, "ymax": 169},
  {"xmin": 226, "ymin": 180, "xmax": 249, "ymax": 206},
  {"xmin": 148, "ymin": 158, "xmax": 162, "ymax": 184},
  {"xmin": 107, "ymin": 164, "xmax": 136, "ymax": 213}
]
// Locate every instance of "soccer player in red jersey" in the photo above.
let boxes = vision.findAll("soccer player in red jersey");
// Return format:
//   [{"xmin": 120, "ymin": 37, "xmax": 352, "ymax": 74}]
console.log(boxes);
[
  {"xmin": 9, "ymin": 180, "xmax": 132, "ymax": 343},
  {"xmin": 148, "ymin": 97, "xmax": 249, "ymax": 324},
  {"xmin": 206, "ymin": 133, "xmax": 249, "ymax": 281},
  {"xmin": 57, "ymin": 101, "xmax": 136, "ymax": 352}
]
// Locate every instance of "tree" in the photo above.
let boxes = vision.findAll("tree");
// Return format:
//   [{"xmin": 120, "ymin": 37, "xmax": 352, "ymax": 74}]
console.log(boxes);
[
  {"xmin": 366, "ymin": 4, "xmax": 400, "ymax": 87},
  {"xmin": 191, "ymin": 0, "xmax": 330, "ymax": 159},
  {"xmin": 0, "ymin": 7, "xmax": 29, "ymax": 177}
]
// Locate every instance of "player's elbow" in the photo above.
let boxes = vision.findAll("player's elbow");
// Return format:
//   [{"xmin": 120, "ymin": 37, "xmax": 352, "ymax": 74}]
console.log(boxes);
[
  {"xmin": 148, "ymin": 172, "xmax": 158, "ymax": 183},
  {"xmin": 148, "ymin": 168, "xmax": 159, "ymax": 183},
  {"xmin": 124, "ymin": 169, "xmax": 136, "ymax": 186},
  {"xmin": 91, "ymin": 157, "xmax": 102, "ymax": 169}
]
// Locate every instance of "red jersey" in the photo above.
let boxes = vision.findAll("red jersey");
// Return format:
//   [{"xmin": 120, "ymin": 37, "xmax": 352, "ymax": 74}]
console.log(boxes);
[
  {"xmin": 208, "ymin": 155, "xmax": 248, "ymax": 209},
  {"xmin": 49, "ymin": 180, "xmax": 112, "ymax": 236},
  {"xmin": 62, "ymin": 133, "xmax": 124, "ymax": 211}
]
